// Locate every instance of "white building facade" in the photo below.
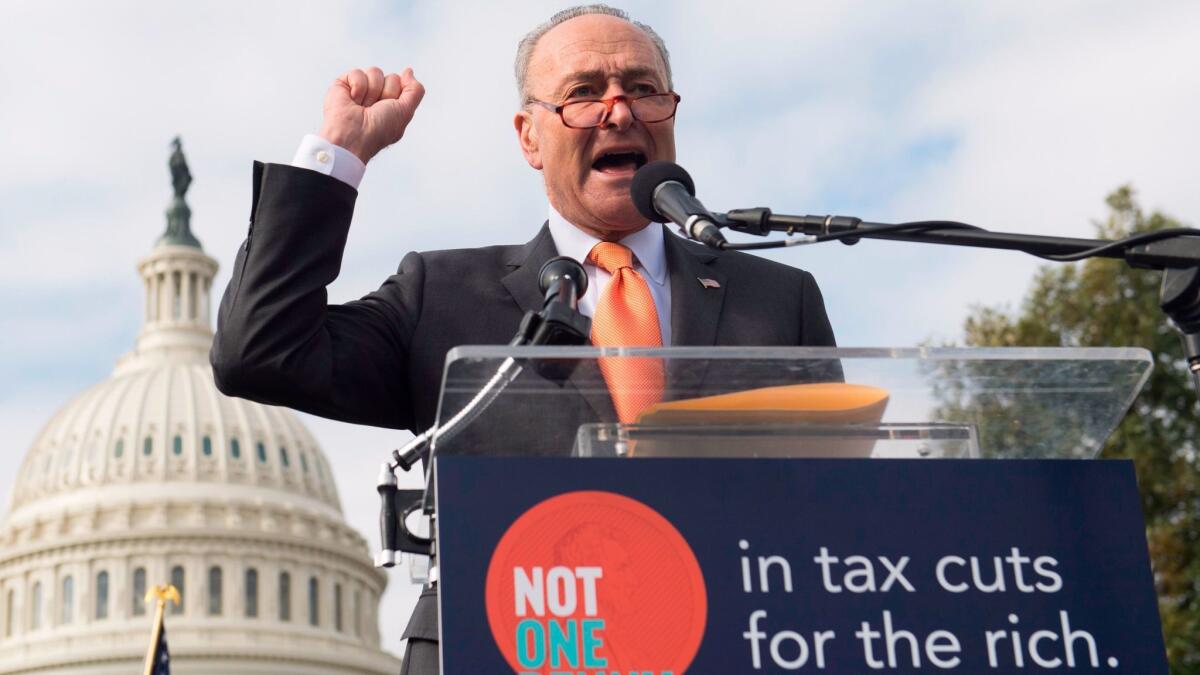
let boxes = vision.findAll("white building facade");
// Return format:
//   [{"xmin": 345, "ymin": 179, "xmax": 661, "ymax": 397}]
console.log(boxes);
[{"xmin": 0, "ymin": 147, "xmax": 402, "ymax": 674}]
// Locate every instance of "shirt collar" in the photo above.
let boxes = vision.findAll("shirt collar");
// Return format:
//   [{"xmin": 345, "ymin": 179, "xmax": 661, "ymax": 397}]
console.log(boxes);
[{"xmin": 547, "ymin": 205, "xmax": 668, "ymax": 286}]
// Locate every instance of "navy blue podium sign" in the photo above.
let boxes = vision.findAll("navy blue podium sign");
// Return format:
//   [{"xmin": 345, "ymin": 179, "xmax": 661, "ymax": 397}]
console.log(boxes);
[{"xmin": 436, "ymin": 457, "xmax": 1167, "ymax": 674}]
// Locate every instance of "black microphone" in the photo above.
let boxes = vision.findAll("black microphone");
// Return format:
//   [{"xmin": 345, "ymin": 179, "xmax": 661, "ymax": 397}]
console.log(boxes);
[
  {"xmin": 539, "ymin": 256, "xmax": 587, "ymax": 311},
  {"xmin": 631, "ymin": 161, "xmax": 727, "ymax": 249},
  {"xmin": 530, "ymin": 257, "xmax": 590, "ymax": 348}
]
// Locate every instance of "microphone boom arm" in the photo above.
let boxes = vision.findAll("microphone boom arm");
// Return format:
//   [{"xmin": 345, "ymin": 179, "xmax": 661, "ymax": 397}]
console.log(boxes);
[{"xmin": 722, "ymin": 207, "xmax": 1200, "ymax": 389}]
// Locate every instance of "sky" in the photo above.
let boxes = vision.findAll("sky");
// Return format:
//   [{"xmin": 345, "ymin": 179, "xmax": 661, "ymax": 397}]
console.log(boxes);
[{"xmin": 1, "ymin": 0, "xmax": 1198, "ymax": 660}]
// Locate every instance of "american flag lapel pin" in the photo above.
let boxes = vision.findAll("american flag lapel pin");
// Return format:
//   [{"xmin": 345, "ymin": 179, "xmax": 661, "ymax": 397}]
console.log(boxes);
[{"xmin": 698, "ymin": 277, "xmax": 721, "ymax": 289}]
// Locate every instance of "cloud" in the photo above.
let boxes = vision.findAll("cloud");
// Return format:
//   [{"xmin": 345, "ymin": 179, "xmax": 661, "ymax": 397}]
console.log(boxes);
[{"xmin": 3, "ymin": 0, "xmax": 1199, "ymax": 659}]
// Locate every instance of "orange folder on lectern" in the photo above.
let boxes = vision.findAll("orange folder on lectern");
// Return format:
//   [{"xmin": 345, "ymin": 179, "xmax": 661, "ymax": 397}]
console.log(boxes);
[{"xmin": 628, "ymin": 383, "xmax": 890, "ymax": 458}]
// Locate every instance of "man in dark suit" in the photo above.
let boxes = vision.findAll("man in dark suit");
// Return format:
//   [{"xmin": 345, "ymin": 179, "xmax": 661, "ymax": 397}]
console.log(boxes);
[{"xmin": 211, "ymin": 6, "xmax": 836, "ymax": 673}]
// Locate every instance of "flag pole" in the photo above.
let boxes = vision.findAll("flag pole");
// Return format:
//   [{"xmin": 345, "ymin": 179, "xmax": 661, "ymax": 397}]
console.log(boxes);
[{"xmin": 142, "ymin": 584, "xmax": 179, "ymax": 675}]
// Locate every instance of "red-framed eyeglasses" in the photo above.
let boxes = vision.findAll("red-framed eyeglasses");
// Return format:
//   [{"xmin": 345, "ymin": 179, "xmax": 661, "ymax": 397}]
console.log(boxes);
[{"xmin": 530, "ymin": 92, "xmax": 682, "ymax": 129}]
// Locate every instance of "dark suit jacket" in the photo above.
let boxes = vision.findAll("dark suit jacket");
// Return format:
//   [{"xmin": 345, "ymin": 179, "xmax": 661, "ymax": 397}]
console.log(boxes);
[
  {"xmin": 209, "ymin": 162, "xmax": 839, "ymax": 671},
  {"xmin": 210, "ymin": 162, "xmax": 838, "ymax": 447}
]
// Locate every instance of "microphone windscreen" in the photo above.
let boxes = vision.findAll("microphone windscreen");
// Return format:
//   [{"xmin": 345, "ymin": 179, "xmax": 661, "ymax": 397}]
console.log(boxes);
[
  {"xmin": 631, "ymin": 161, "xmax": 696, "ymax": 222},
  {"xmin": 538, "ymin": 256, "xmax": 588, "ymax": 298}
]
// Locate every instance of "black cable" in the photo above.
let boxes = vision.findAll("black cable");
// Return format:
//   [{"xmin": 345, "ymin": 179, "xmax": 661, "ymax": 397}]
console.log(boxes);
[
  {"xmin": 722, "ymin": 238, "xmax": 807, "ymax": 251},
  {"xmin": 721, "ymin": 220, "xmax": 986, "ymax": 251},
  {"xmin": 815, "ymin": 220, "xmax": 985, "ymax": 243},
  {"xmin": 1031, "ymin": 228, "xmax": 1200, "ymax": 262}
]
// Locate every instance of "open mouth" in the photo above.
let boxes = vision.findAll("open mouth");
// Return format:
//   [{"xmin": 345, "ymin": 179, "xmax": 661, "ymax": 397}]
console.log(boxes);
[{"xmin": 592, "ymin": 151, "xmax": 648, "ymax": 174}]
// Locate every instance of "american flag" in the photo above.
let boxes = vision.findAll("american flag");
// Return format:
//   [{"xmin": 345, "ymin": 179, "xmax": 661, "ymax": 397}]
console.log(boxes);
[{"xmin": 144, "ymin": 619, "xmax": 171, "ymax": 675}]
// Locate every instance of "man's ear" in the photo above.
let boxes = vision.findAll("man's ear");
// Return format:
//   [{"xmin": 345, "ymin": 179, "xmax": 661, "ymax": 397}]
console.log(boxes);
[{"xmin": 514, "ymin": 110, "xmax": 543, "ymax": 170}]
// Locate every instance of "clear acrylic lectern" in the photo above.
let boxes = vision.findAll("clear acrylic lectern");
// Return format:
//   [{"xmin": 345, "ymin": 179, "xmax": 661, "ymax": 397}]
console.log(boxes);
[{"xmin": 429, "ymin": 346, "xmax": 1152, "ymax": 461}]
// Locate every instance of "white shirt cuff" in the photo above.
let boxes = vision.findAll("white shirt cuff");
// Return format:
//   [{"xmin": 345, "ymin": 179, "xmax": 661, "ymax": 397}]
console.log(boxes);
[{"xmin": 291, "ymin": 134, "xmax": 366, "ymax": 189}]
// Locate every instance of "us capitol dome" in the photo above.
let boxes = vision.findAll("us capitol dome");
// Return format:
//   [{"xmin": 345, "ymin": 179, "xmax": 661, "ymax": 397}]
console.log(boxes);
[{"xmin": 0, "ymin": 139, "xmax": 402, "ymax": 674}]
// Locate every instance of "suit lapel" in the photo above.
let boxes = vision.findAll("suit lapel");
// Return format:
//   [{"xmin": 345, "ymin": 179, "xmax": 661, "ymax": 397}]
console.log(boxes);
[
  {"xmin": 665, "ymin": 229, "xmax": 727, "ymax": 346},
  {"xmin": 501, "ymin": 223, "xmax": 616, "ymax": 423},
  {"xmin": 663, "ymin": 230, "xmax": 726, "ymax": 398},
  {"xmin": 501, "ymin": 223, "xmax": 557, "ymax": 314}
]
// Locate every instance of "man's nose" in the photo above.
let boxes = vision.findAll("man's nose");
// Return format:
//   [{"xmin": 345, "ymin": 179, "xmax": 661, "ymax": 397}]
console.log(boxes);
[{"xmin": 601, "ymin": 96, "xmax": 635, "ymax": 131}]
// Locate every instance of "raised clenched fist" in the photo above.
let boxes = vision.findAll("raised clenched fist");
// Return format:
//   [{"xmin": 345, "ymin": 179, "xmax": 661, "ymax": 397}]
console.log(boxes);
[{"xmin": 318, "ymin": 66, "xmax": 425, "ymax": 164}]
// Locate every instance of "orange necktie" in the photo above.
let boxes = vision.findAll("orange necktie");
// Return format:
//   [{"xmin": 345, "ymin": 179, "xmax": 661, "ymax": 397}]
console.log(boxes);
[{"xmin": 588, "ymin": 242, "xmax": 665, "ymax": 423}]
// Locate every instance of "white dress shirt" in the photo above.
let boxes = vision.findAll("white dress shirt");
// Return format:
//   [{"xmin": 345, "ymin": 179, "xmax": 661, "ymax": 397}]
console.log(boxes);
[
  {"xmin": 291, "ymin": 136, "xmax": 673, "ymax": 344},
  {"xmin": 546, "ymin": 207, "xmax": 672, "ymax": 346},
  {"xmin": 292, "ymin": 134, "xmax": 367, "ymax": 188}
]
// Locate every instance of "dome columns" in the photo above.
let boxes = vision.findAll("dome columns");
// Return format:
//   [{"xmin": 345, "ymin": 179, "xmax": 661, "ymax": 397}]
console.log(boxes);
[
  {"xmin": 136, "ymin": 247, "xmax": 218, "ymax": 341},
  {"xmin": 114, "ymin": 248, "xmax": 218, "ymax": 377}
]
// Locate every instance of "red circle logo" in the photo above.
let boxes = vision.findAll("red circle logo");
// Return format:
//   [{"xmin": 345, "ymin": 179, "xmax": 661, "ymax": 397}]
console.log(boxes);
[{"xmin": 485, "ymin": 491, "xmax": 707, "ymax": 674}]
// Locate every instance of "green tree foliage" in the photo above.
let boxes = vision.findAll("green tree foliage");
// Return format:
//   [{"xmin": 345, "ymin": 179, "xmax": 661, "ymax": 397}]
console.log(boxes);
[{"xmin": 961, "ymin": 187, "xmax": 1199, "ymax": 672}]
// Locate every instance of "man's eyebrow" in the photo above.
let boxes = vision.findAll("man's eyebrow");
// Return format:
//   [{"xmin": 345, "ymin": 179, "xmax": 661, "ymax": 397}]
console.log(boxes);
[{"xmin": 554, "ymin": 67, "xmax": 664, "ymax": 94}]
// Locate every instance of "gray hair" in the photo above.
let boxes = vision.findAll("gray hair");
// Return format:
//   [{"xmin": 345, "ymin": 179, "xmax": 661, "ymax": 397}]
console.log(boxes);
[{"xmin": 514, "ymin": 4, "xmax": 673, "ymax": 104}]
